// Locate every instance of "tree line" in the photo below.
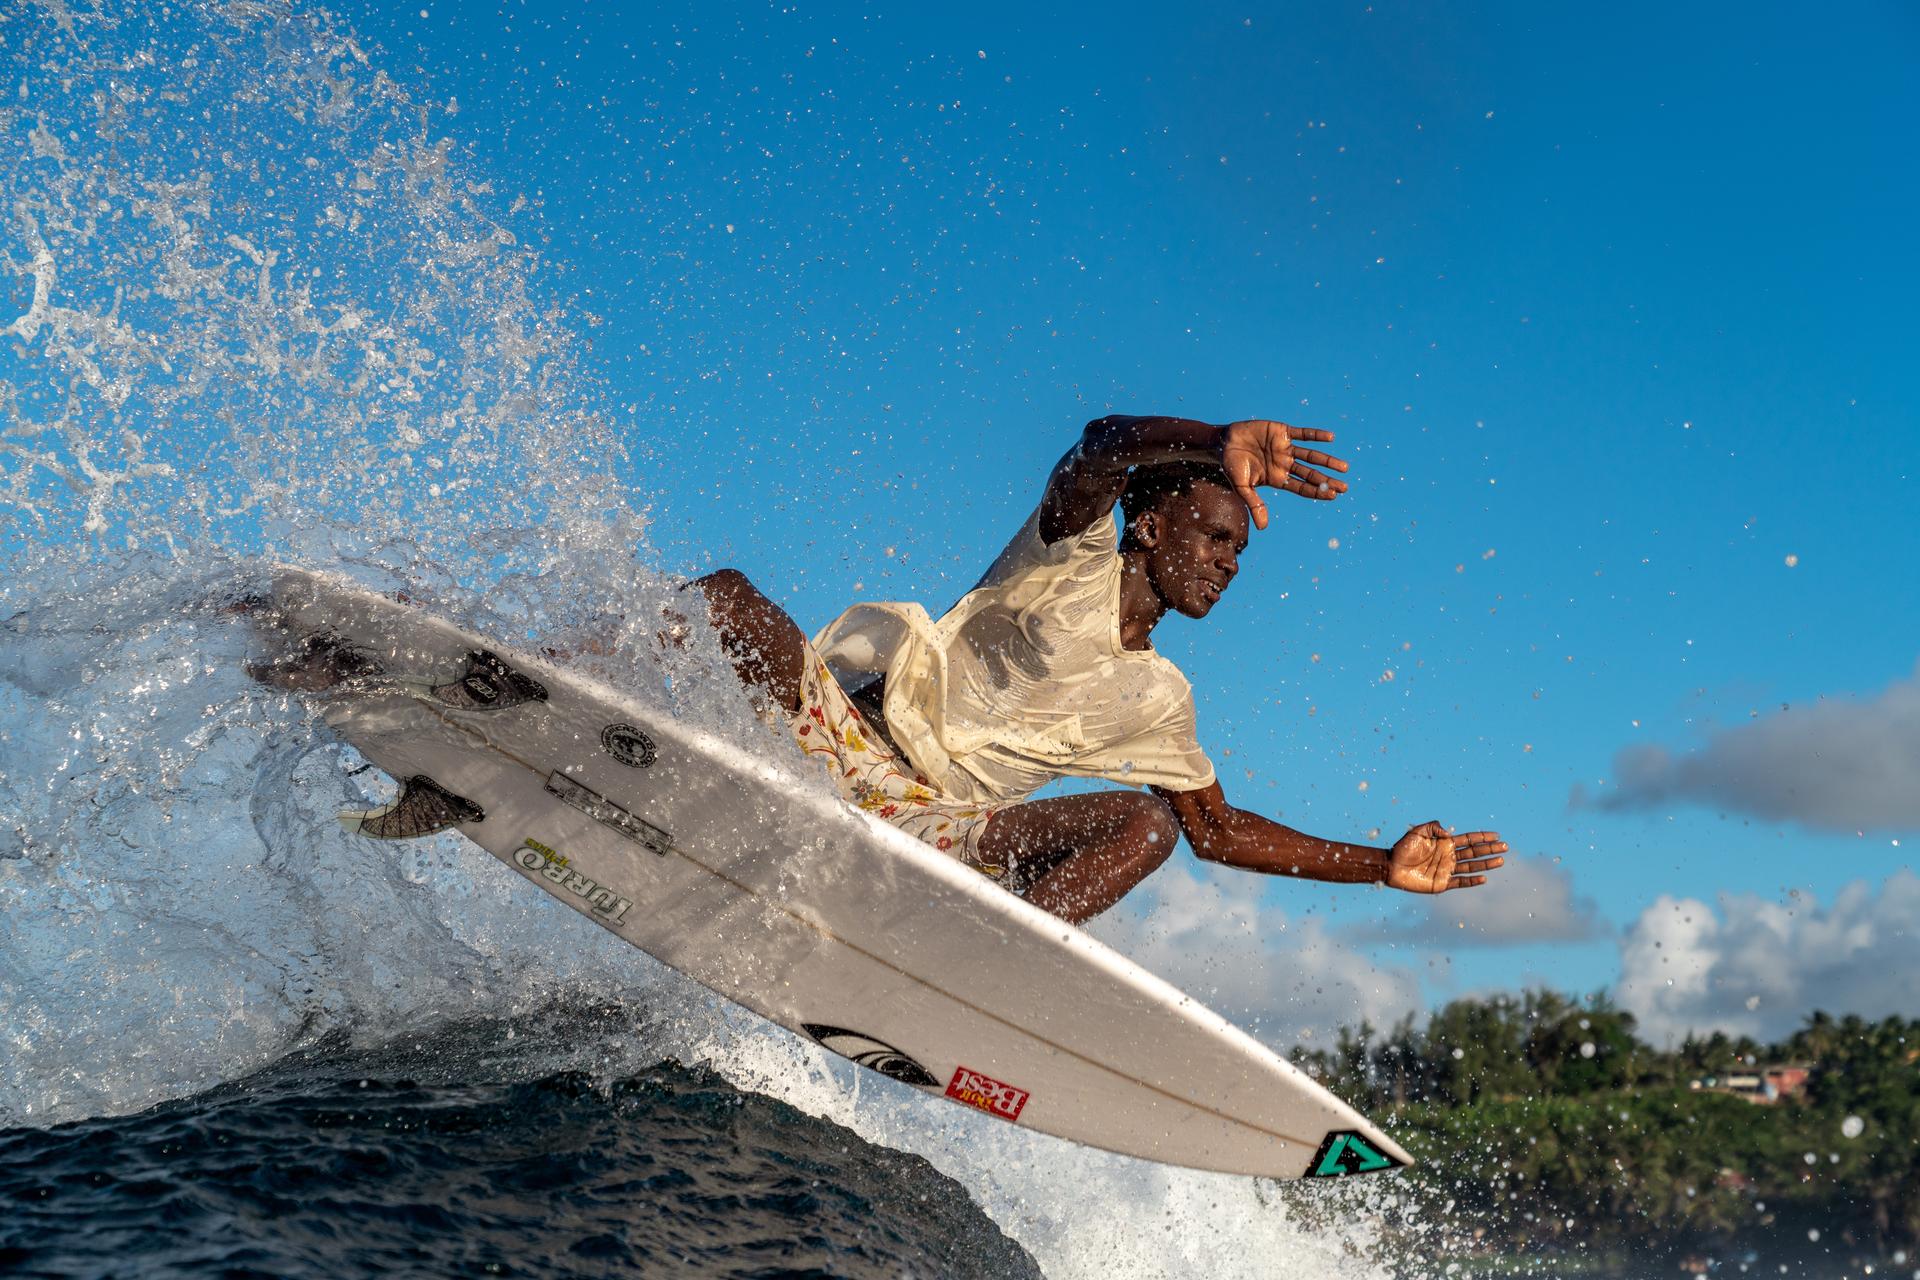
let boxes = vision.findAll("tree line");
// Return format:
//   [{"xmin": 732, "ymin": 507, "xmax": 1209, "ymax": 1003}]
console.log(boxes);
[{"xmin": 1289, "ymin": 992, "xmax": 1920, "ymax": 1264}]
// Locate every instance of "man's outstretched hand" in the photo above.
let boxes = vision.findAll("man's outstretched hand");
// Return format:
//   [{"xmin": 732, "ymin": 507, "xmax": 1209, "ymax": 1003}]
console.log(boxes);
[
  {"xmin": 1218, "ymin": 419, "xmax": 1350, "ymax": 530},
  {"xmin": 1384, "ymin": 821, "xmax": 1508, "ymax": 894}
]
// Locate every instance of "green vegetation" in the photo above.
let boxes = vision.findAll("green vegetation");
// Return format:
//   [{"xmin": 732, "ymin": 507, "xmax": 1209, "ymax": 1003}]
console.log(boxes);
[{"xmin": 1290, "ymin": 994, "xmax": 1920, "ymax": 1263}]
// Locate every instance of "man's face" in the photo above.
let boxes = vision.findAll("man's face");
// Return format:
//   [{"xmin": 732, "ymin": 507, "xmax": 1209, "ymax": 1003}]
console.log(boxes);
[{"xmin": 1138, "ymin": 480, "xmax": 1251, "ymax": 619}]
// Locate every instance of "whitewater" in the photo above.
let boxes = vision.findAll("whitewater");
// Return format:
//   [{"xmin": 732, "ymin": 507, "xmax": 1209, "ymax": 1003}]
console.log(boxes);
[{"xmin": 0, "ymin": 4, "xmax": 1436, "ymax": 1277}]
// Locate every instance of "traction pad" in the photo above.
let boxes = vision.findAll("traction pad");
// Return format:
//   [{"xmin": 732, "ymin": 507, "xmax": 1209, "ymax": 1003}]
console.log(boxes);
[
  {"xmin": 429, "ymin": 649, "xmax": 548, "ymax": 711},
  {"xmin": 247, "ymin": 633, "xmax": 386, "ymax": 693}
]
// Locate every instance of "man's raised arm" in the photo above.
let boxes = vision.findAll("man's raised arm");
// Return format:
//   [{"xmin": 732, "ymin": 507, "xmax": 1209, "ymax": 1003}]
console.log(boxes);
[
  {"xmin": 1039, "ymin": 416, "xmax": 1348, "ymax": 545},
  {"xmin": 1153, "ymin": 780, "xmax": 1508, "ymax": 894}
]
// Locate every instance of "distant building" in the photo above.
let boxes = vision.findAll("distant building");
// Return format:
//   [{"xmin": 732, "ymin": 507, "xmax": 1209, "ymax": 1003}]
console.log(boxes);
[
  {"xmin": 1762, "ymin": 1064, "xmax": 1811, "ymax": 1098},
  {"xmin": 1687, "ymin": 1064, "xmax": 1812, "ymax": 1104}
]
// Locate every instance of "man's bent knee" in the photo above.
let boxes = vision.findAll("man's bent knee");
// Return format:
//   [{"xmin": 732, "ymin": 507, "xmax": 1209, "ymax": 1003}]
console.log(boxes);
[
  {"xmin": 1011, "ymin": 792, "xmax": 1180, "ymax": 923},
  {"xmin": 687, "ymin": 566, "xmax": 755, "ymax": 606},
  {"xmin": 684, "ymin": 568, "xmax": 806, "ymax": 713},
  {"xmin": 1121, "ymin": 793, "xmax": 1180, "ymax": 872},
  {"xmin": 687, "ymin": 568, "xmax": 785, "ymax": 636}
]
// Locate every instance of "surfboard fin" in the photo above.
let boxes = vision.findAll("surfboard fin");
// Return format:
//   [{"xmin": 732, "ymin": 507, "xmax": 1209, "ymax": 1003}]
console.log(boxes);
[
  {"xmin": 429, "ymin": 649, "xmax": 548, "ymax": 711},
  {"xmin": 339, "ymin": 774, "xmax": 485, "ymax": 839}
]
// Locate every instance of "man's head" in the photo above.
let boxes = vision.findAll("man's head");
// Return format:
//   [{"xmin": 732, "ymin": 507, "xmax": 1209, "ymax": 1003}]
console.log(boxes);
[{"xmin": 1119, "ymin": 461, "xmax": 1250, "ymax": 619}]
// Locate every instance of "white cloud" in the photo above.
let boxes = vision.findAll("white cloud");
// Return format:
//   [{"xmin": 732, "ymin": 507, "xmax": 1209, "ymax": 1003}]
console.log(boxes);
[
  {"xmin": 1086, "ymin": 862, "xmax": 1424, "ymax": 1044},
  {"xmin": 1341, "ymin": 857, "xmax": 1607, "ymax": 948},
  {"xmin": 1616, "ymin": 870, "xmax": 1920, "ymax": 1044},
  {"xmin": 1590, "ymin": 662, "xmax": 1920, "ymax": 832}
]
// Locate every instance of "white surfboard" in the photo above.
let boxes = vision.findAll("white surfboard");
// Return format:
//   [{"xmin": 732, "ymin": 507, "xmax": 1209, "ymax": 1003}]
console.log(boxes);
[{"xmin": 256, "ymin": 565, "xmax": 1412, "ymax": 1180}]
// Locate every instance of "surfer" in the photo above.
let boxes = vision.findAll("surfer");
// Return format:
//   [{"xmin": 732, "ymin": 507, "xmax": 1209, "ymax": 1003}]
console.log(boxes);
[{"xmin": 684, "ymin": 416, "xmax": 1508, "ymax": 924}]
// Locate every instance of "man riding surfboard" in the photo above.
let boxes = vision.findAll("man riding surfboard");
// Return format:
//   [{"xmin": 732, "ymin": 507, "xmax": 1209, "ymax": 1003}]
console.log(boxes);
[{"xmin": 685, "ymin": 415, "xmax": 1508, "ymax": 922}]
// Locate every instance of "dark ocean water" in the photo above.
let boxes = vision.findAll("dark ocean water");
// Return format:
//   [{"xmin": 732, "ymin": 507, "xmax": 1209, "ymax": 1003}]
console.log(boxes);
[{"xmin": 0, "ymin": 1028, "xmax": 1041, "ymax": 1280}]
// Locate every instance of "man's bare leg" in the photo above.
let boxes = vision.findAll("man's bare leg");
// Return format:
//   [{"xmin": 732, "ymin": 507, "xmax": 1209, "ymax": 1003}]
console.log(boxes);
[
  {"xmin": 681, "ymin": 569, "xmax": 807, "ymax": 714},
  {"xmin": 977, "ymin": 792, "xmax": 1181, "ymax": 924}
]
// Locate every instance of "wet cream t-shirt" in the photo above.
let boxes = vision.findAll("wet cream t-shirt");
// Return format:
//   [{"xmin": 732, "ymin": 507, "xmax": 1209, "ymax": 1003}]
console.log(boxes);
[{"xmin": 813, "ymin": 504, "xmax": 1216, "ymax": 806}]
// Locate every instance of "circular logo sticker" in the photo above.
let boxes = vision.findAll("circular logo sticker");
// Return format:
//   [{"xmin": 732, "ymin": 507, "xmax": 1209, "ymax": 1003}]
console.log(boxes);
[{"xmin": 601, "ymin": 723, "xmax": 657, "ymax": 769}]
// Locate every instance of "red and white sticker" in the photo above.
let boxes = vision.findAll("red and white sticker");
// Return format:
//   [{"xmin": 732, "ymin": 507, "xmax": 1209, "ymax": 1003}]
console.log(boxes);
[{"xmin": 945, "ymin": 1065, "xmax": 1030, "ymax": 1122}]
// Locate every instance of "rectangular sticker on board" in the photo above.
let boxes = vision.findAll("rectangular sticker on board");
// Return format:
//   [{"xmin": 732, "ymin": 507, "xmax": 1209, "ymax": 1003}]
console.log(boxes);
[
  {"xmin": 544, "ymin": 771, "xmax": 671, "ymax": 857},
  {"xmin": 945, "ymin": 1066, "xmax": 1030, "ymax": 1122}
]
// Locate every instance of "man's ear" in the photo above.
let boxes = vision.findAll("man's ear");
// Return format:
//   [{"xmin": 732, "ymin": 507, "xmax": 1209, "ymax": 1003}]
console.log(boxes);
[{"xmin": 1128, "ymin": 509, "xmax": 1161, "ymax": 550}]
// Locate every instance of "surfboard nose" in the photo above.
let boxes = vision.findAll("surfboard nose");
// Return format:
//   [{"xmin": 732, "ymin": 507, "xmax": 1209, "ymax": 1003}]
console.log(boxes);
[
  {"xmin": 1372, "ymin": 1128, "xmax": 1415, "ymax": 1169},
  {"xmin": 1300, "ymin": 1123, "xmax": 1415, "ymax": 1179}
]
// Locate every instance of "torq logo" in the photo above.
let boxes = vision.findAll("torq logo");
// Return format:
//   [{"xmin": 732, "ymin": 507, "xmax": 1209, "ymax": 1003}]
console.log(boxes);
[{"xmin": 513, "ymin": 839, "xmax": 633, "ymax": 924}]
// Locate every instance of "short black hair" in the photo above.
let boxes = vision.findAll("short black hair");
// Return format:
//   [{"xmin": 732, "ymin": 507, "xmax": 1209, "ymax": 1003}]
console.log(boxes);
[{"xmin": 1119, "ymin": 461, "xmax": 1235, "ymax": 540}]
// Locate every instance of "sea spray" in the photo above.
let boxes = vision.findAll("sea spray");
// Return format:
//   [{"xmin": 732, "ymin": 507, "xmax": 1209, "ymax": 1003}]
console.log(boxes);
[
  {"xmin": 0, "ymin": 0, "xmax": 762, "ymax": 1126},
  {"xmin": 2, "ymin": 5, "xmax": 1444, "ymax": 1276},
  {"xmin": 5, "ymin": 1, "xmax": 606, "ymax": 559}
]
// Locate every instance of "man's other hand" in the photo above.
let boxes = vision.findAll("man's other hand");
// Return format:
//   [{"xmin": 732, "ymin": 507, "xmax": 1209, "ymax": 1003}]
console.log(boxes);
[
  {"xmin": 1217, "ymin": 419, "xmax": 1349, "ymax": 530},
  {"xmin": 1384, "ymin": 821, "xmax": 1508, "ymax": 894}
]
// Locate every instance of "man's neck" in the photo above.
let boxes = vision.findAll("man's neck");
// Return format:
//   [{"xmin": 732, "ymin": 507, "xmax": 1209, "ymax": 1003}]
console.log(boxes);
[{"xmin": 1117, "ymin": 551, "xmax": 1167, "ymax": 651}]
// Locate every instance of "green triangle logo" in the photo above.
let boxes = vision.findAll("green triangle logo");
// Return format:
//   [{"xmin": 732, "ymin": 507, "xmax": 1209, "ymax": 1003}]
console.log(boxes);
[{"xmin": 1310, "ymin": 1132, "xmax": 1397, "ymax": 1177}]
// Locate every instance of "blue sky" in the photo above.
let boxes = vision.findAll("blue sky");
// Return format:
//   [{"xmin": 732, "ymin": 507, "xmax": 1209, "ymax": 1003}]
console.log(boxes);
[{"xmin": 332, "ymin": 0, "xmax": 1917, "ymax": 1033}]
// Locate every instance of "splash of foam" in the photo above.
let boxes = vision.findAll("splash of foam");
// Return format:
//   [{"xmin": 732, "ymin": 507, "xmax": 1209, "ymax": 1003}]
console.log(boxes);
[
  {"xmin": 0, "ymin": 0, "xmax": 762, "ymax": 1132},
  {"xmin": 1, "ymin": 0, "xmax": 639, "ymax": 580}
]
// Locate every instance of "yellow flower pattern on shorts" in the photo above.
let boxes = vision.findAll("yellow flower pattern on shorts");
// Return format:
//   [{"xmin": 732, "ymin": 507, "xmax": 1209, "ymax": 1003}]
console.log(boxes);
[{"xmin": 787, "ymin": 648, "xmax": 1005, "ymax": 882}]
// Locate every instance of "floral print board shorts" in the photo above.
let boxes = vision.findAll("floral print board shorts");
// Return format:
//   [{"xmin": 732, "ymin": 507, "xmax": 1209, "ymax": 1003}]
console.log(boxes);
[{"xmin": 786, "ymin": 640, "xmax": 1012, "ymax": 887}]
